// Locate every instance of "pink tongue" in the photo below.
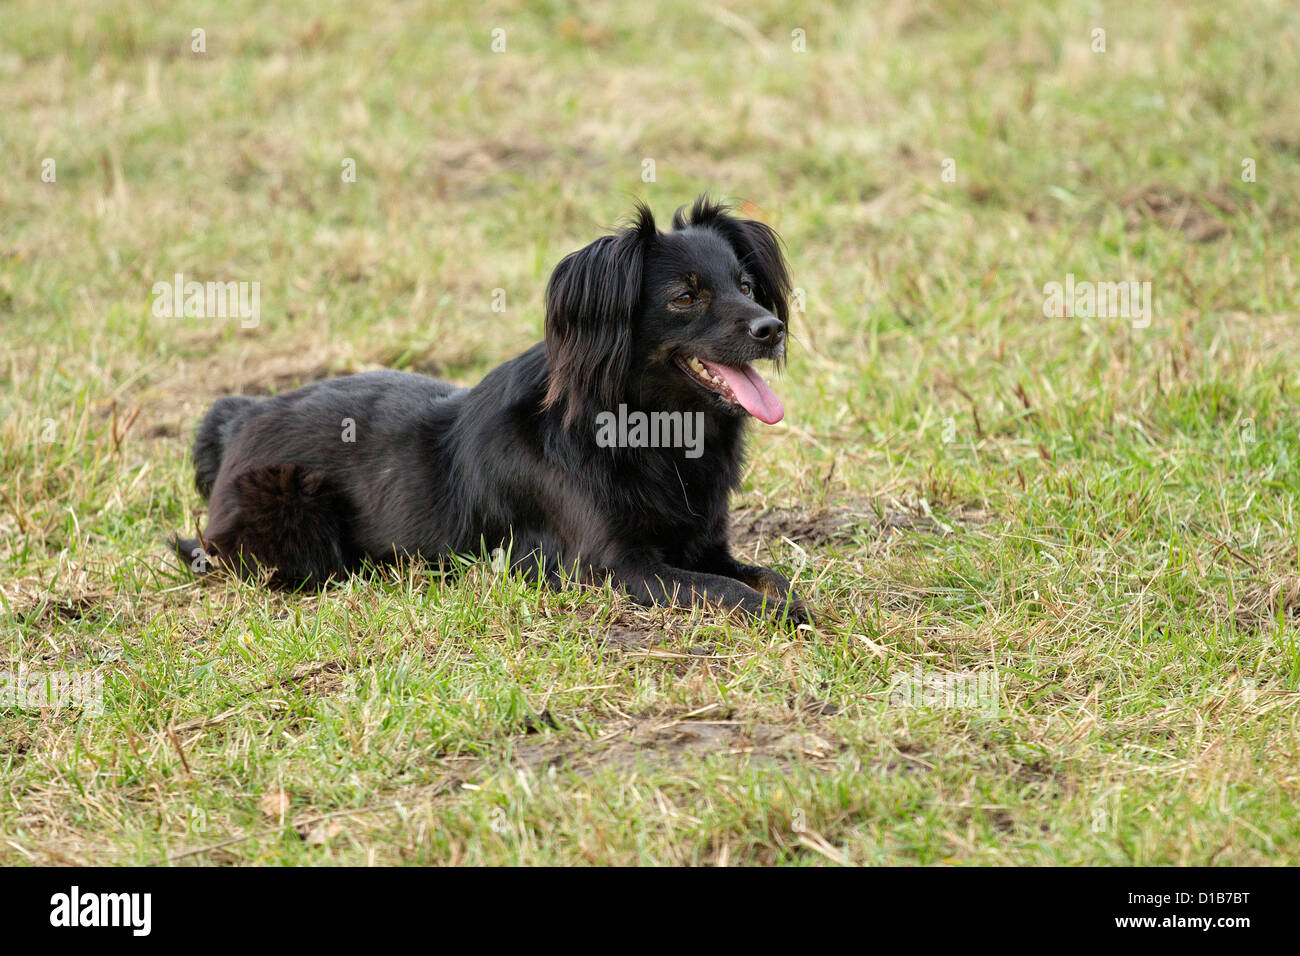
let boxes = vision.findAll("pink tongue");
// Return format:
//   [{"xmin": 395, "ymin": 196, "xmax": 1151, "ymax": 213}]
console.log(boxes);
[{"xmin": 701, "ymin": 361, "xmax": 784, "ymax": 424}]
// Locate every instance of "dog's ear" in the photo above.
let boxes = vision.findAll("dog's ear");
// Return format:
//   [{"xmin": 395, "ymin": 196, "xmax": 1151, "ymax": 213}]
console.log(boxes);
[
  {"xmin": 543, "ymin": 205, "xmax": 655, "ymax": 426},
  {"xmin": 676, "ymin": 196, "xmax": 791, "ymax": 325}
]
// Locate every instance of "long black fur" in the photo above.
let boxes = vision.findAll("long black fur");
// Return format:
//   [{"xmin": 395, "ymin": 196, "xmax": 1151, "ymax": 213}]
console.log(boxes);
[{"xmin": 175, "ymin": 196, "xmax": 808, "ymax": 624}]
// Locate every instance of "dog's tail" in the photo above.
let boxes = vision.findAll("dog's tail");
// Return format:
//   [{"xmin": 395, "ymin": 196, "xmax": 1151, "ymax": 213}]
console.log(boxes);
[
  {"xmin": 171, "ymin": 533, "xmax": 216, "ymax": 576},
  {"xmin": 175, "ymin": 464, "xmax": 358, "ymax": 588},
  {"xmin": 192, "ymin": 395, "xmax": 262, "ymax": 499}
]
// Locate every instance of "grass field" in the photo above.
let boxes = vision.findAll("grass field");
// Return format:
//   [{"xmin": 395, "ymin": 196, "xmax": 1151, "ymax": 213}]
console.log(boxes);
[{"xmin": 2, "ymin": 0, "xmax": 1299, "ymax": 865}]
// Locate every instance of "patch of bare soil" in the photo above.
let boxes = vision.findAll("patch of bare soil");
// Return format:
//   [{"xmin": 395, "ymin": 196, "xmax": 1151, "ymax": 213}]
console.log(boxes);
[
  {"xmin": 202, "ymin": 347, "xmax": 371, "ymax": 398},
  {"xmin": 731, "ymin": 498, "xmax": 993, "ymax": 551},
  {"xmin": 421, "ymin": 138, "xmax": 606, "ymax": 200},
  {"xmin": 599, "ymin": 625, "xmax": 663, "ymax": 652},
  {"xmin": 142, "ymin": 340, "xmax": 496, "ymax": 449},
  {"xmin": 18, "ymin": 593, "xmax": 102, "ymax": 625},
  {"xmin": 136, "ymin": 345, "xmax": 373, "ymax": 447},
  {"xmin": 511, "ymin": 708, "xmax": 843, "ymax": 774},
  {"xmin": 1121, "ymin": 184, "xmax": 1238, "ymax": 242},
  {"xmin": 1228, "ymin": 574, "xmax": 1300, "ymax": 634},
  {"xmin": 277, "ymin": 660, "xmax": 349, "ymax": 697}
]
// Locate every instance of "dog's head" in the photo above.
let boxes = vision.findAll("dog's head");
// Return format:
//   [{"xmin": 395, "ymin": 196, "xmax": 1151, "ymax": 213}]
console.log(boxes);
[{"xmin": 543, "ymin": 196, "xmax": 792, "ymax": 428}]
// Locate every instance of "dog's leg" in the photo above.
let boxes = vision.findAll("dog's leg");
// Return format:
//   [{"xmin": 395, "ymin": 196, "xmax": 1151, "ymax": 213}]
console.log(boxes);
[
  {"xmin": 608, "ymin": 561, "xmax": 807, "ymax": 626},
  {"xmin": 171, "ymin": 534, "xmax": 218, "ymax": 576}
]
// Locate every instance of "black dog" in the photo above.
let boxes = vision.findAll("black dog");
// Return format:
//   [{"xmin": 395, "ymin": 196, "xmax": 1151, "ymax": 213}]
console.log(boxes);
[{"xmin": 175, "ymin": 197, "xmax": 808, "ymax": 625}]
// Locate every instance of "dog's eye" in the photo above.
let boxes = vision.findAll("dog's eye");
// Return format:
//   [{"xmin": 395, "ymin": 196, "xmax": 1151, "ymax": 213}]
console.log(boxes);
[
  {"xmin": 739, "ymin": 281, "xmax": 753, "ymax": 297},
  {"xmin": 671, "ymin": 293, "xmax": 695, "ymax": 308}
]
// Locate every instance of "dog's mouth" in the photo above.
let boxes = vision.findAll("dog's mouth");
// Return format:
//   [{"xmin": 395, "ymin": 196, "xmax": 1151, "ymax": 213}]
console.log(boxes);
[{"xmin": 675, "ymin": 355, "xmax": 785, "ymax": 424}]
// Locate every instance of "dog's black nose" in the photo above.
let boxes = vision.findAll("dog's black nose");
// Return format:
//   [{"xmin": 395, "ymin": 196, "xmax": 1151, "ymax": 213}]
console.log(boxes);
[{"xmin": 747, "ymin": 315, "xmax": 785, "ymax": 345}]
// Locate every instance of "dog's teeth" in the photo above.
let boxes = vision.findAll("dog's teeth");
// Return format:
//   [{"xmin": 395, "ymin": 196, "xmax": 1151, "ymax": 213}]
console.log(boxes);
[{"xmin": 683, "ymin": 355, "xmax": 733, "ymax": 394}]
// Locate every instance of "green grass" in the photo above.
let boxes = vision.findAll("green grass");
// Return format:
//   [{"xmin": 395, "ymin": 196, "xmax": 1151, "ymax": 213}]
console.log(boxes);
[{"xmin": 2, "ymin": 0, "xmax": 1299, "ymax": 864}]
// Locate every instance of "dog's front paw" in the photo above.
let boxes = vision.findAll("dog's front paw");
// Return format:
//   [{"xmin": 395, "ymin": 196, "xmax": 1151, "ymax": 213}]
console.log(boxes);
[{"xmin": 773, "ymin": 593, "xmax": 812, "ymax": 629}]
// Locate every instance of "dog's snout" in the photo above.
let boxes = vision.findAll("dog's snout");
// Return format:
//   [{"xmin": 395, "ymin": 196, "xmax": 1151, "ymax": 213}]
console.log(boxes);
[{"xmin": 747, "ymin": 315, "xmax": 785, "ymax": 346}]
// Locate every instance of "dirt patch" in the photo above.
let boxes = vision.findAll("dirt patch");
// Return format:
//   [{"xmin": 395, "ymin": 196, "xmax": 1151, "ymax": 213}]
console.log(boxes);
[
  {"xmin": 201, "ymin": 348, "xmax": 371, "ymax": 397},
  {"xmin": 11, "ymin": 587, "xmax": 148, "ymax": 646},
  {"xmin": 792, "ymin": 696, "xmax": 841, "ymax": 716},
  {"xmin": 520, "ymin": 709, "xmax": 560, "ymax": 734},
  {"xmin": 366, "ymin": 343, "xmax": 486, "ymax": 382},
  {"xmin": 1121, "ymin": 184, "xmax": 1239, "ymax": 242},
  {"xmin": 18, "ymin": 594, "xmax": 101, "ymax": 625},
  {"xmin": 421, "ymin": 137, "xmax": 606, "ymax": 200},
  {"xmin": 512, "ymin": 709, "xmax": 843, "ymax": 774},
  {"xmin": 599, "ymin": 625, "xmax": 664, "ymax": 652},
  {"xmin": 1229, "ymin": 574, "xmax": 1300, "ymax": 634},
  {"xmin": 731, "ymin": 498, "xmax": 993, "ymax": 552},
  {"xmin": 145, "ymin": 341, "xmax": 493, "ymax": 446},
  {"xmin": 733, "ymin": 504, "xmax": 860, "ymax": 550},
  {"xmin": 278, "ymin": 661, "xmax": 349, "ymax": 697},
  {"xmin": 138, "ymin": 345, "xmax": 373, "ymax": 445}
]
